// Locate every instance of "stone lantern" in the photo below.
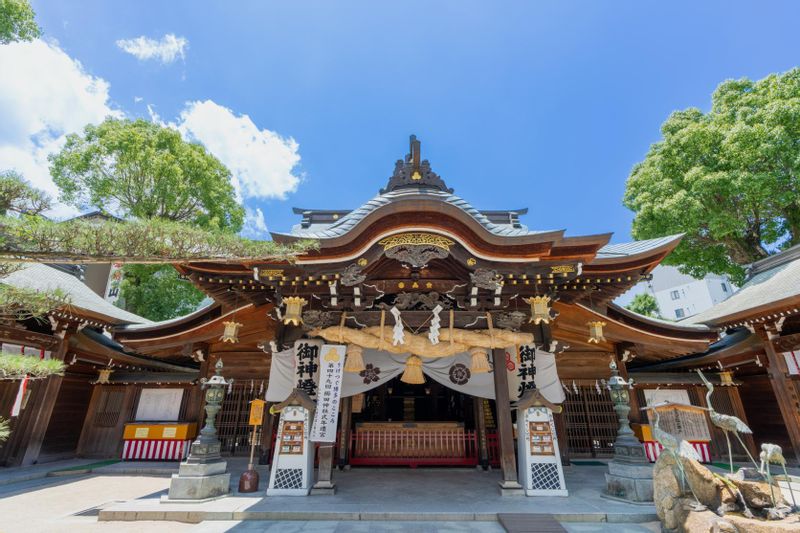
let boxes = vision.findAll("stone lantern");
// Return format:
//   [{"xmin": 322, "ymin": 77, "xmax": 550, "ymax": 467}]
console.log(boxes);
[
  {"xmin": 604, "ymin": 358, "xmax": 652, "ymax": 502},
  {"xmin": 166, "ymin": 359, "xmax": 234, "ymax": 501}
]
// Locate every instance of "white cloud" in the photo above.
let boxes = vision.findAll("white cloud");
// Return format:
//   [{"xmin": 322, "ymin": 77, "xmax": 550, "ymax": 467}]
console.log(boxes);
[
  {"xmin": 0, "ymin": 39, "xmax": 119, "ymax": 218},
  {"xmin": 176, "ymin": 100, "xmax": 301, "ymax": 200},
  {"xmin": 116, "ymin": 34, "xmax": 188, "ymax": 64},
  {"xmin": 134, "ymin": 96, "xmax": 143, "ymax": 103},
  {"xmin": 242, "ymin": 207, "xmax": 269, "ymax": 238}
]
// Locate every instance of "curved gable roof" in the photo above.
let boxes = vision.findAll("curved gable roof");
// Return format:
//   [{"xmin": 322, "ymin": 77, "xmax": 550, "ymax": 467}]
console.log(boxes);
[{"xmin": 274, "ymin": 187, "xmax": 558, "ymax": 241}]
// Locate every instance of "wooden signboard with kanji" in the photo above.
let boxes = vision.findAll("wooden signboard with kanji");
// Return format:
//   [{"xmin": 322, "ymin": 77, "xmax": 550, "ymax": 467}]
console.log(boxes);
[{"xmin": 249, "ymin": 399, "xmax": 265, "ymax": 426}]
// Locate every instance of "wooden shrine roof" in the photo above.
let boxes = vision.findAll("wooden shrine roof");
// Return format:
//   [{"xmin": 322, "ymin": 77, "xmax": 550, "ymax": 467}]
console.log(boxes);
[
  {"xmin": 112, "ymin": 136, "xmax": 717, "ymax": 366},
  {"xmin": 1, "ymin": 263, "xmax": 150, "ymax": 326},
  {"xmin": 685, "ymin": 243, "xmax": 800, "ymax": 328}
]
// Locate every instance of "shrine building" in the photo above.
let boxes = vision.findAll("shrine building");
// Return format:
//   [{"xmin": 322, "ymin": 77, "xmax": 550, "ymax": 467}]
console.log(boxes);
[{"xmin": 5, "ymin": 135, "xmax": 799, "ymax": 494}]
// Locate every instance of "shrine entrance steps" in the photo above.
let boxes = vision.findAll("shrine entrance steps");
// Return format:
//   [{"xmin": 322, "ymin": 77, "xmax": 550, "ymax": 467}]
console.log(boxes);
[
  {"xmin": 98, "ymin": 459, "xmax": 659, "ymax": 525},
  {"xmin": 498, "ymin": 513, "xmax": 566, "ymax": 532}
]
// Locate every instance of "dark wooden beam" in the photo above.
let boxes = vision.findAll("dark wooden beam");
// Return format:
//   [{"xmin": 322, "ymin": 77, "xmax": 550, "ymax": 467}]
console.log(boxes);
[
  {"xmin": 14, "ymin": 330, "xmax": 71, "ymax": 466},
  {"xmin": 338, "ymin": 396, "xmax": 352, "ymax": 469},
  {"xmin": 759, "ymin": 330, "xmax": 800, "ymax": 464},
  {"xmin": 492, "ymin": 347, "xmax": 522, "ymax": 492}
]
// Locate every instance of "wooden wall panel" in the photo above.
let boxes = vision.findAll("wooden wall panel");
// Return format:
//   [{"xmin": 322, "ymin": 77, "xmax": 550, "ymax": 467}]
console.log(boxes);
[
  {"xmin": 38, "ymin": 376, "xmax": 93, "ymax": 462},
  {"xmin": 77, "ymin": 385, "xmax": 137, "ymax": 458},
  {"xmin": 556, "ymin": 351, "xmax": 615, "ymax": 380},
  {"xmin": 739, "ymin": 375, "xmax": 793, "ymax": 455}
]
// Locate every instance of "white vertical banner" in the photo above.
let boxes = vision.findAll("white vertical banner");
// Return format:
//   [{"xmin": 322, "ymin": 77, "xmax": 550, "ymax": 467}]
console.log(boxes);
[
  {"xmin": 310, "ymin": 344, "xmax": 345, "ymax": 442},
  {"xmin": 104, "ymin": 262, "xmax": 124, "ymax": 304}
]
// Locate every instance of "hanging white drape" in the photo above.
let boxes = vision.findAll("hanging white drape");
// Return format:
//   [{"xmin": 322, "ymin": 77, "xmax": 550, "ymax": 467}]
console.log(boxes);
[{"xmin": 266, "ymin": 344, "xmax": 565, "ymax": 404}]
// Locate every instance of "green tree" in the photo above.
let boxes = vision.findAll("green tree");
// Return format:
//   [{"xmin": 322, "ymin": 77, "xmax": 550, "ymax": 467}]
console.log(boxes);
[
  {"xmin": 118, "ymin": 264, "xmax": 206, "ymax": 322},
  {"xmin": 624, "ymin": 68, "xmax": 800, "ymax": 284},
  {"xmin": 50, "ymin": 118, "xmax": 244, "ymax": 230},
  {"xmin": 49, "ymin": 118, "xmax": 246, "ymax": 321},
  {"xmin": 0, "ymin": 170, "xmax": 50, "ymax": 216},
  {"xmin": 0, "ymin": 0, "xmax": 41, "ymax": 44},
  {"xmin": 626, "ymin": 293, "xmax": 660, "ymax": 318}
]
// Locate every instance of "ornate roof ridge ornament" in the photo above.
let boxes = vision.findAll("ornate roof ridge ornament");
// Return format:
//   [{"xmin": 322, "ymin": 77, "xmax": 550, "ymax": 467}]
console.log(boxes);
[
  {"xmin": 380, "ymin": 135, "xmax": 454, "ymax": 194},
  {"xmin": 379, "ymin": 232, "xmax": 452, "ymax": 269}
]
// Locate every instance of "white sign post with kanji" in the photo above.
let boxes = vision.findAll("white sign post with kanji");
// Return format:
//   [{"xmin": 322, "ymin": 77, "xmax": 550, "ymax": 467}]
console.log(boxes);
[{"xmin": 310, "ymin": 345, "xmax": 345, "ymax": 442}]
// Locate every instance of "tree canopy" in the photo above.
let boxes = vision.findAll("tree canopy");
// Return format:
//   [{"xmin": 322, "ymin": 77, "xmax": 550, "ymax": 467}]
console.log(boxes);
[
  {"xmin": 625, "ymin": 293, "xmax": 661, "ymax": 318},
  {"xmin": 624, "ymin": 68, "xmax": 800, "ymax": 284},
  {"xmin": 50, "ymin": 118, "xmax": 245, "ymax": 232},
  {"xmin": 49, "ymin": 118, "xmax": 251, "ymax": 320},
  {"xmin": 0, "ymin": 0, "xmax": 41, "ymax": 44},
  {"xmin": 0, "ymin": 170, "xmax": 50, "ymax": 216}
]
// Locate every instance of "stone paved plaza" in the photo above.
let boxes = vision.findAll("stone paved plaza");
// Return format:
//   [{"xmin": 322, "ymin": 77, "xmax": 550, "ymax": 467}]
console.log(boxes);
[{"xmin": 0, "ymin": 458, "xmax": 666, "ymax": 532}]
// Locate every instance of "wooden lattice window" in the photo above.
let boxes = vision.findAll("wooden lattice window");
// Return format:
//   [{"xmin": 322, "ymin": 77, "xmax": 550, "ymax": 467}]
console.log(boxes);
[
  {"xmin": 93, "ymin": 388, "xmax": 124, "ymax": 428},
  {"xmin": 217, "ymin": 383, "xmax": 262, "ymax": 455},
  {"xmin": 563, "ymin": 382, "xmax": 618, "ymax": 458}
]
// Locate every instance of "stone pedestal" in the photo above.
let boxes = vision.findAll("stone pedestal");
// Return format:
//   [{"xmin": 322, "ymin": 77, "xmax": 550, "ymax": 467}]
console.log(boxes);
[
  {"xmin": 604, "ymin": 461, "xmax": 654, "ymax": 502},
  {"xmin": 166, "ymin": 437, "xmax": 231, "ymax": 501},
  {"xmin": 310, "ymin": 479, "xmax": 336, "ymax": 495},
  {"xmin": 167, "ymin": 459, "xmax": 230, "ymax": 501}
]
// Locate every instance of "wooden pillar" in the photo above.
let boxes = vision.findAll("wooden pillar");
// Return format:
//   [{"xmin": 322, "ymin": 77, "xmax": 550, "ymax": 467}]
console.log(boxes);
[
  {"xmin": 727, "ymin": 385, "xmax": 758, "ymax": 460},
  {"xmin": 311, "ymin": 444, "xmax": 336, "ymax": 494},
  {"xmin": 492, "ymin": 348, "xmax": 521, "ymax": 491},
  {"xmin": 553, "ymin": 411, "xmax": 570, "ymax": 467},
  {"xmin": 15, "ymin": 330, "xmax": 70, "ymax": 466},
  {"xmin": 337, "ymin": 396, "xmax": 353, "ymax": 469},
  {"xmin": 759, "ymin": 333, "xmax": 800, "ymax": 464},
  {"xmin": 474, "ymin": 396, "xmax": 489, "ymax": 470},
  {"xmin": 258, "ymin": 402, "xmax": 275, "ymax": 465}
]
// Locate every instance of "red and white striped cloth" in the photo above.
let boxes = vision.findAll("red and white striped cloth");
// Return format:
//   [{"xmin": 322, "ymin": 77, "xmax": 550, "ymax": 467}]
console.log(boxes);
[
  {"xmin": 643, "ymin": 441, "xmax": 711, "ymax": 463},
  {"xmin": 122, "ymin": 439, "xmax": 190, "ymax": 461}
]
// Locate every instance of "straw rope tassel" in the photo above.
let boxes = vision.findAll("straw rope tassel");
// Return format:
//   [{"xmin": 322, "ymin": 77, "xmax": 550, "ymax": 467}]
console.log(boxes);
[
  {"xmin": 344, "ymin": 344, "xmax": 365, "ymax": 373},
  {"xmin": 469, "ymin": 346, "xmax": 491, "ymax": 374},
  {"xmin": 401, "ymin": 355, "xmax": 425, "ymax": 384}
]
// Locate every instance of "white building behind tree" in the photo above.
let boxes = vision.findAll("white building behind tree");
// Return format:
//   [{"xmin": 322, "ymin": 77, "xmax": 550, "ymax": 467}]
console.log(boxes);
[{"xmin": 617, "ymin": 265, "xmax": 735, "ymax": 320}]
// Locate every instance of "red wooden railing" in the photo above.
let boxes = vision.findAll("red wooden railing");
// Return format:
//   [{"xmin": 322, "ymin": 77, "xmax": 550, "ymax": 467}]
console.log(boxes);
[
  {"xmin": 267, "ymin": 428, "xmax": 501, "ymax": 468},
  {"xmin": 348, "ymin": 429, "xmax": 500, "ymax": 467}
]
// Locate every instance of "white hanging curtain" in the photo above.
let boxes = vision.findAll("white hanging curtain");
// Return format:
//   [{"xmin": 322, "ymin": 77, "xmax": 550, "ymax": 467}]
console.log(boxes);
[{"xmin": 266, "ymin": 343, "xmax": 564, "ymax": 404}]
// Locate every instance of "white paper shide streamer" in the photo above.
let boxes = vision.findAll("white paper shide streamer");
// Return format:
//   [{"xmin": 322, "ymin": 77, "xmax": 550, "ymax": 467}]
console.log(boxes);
[{"xmin": 428, "ymin": 304, "xmax": 443, "ymax": 345}]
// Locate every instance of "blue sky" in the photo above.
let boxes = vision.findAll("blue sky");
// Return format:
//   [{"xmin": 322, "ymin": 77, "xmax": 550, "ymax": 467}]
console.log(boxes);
[{"xmin": 5, "ymin": 1, "xmax": 800, "ymax": 242}]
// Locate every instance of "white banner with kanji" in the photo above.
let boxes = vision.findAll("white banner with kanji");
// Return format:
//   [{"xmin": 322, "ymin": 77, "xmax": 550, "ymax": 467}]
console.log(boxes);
[{"xmin": 310, "ymin": 344, "xmax": 345, "ymax": 442}]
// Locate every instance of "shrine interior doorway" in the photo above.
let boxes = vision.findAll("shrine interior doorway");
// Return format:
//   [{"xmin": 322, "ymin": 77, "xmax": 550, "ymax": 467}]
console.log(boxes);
[{"xmin": 345, "ymin": 376, "xmax": 501, "ymax": 468}]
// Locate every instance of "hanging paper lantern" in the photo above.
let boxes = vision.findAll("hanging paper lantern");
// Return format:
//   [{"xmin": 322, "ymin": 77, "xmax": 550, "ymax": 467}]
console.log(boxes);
[
  {"xmin": 469, "ymin": 347, "xmax": 491, "ymax": 374},
  {"xmin": 282, "ymin": 296, "xmax": 308, "ymax": 326},
  {"xmin": 344, "ymin": 344, "xmax": 366, "ymax": 373},
  {"xmin": 401, "ymin": 355, "xmax": 425, "ymax": 384},
  {"xmin": 524, "ymin": 296, "xmax": 552, "ymax": 324},
  {"xmin": 587, "ymin": 321, "xmax": 606, "ymax": 344},
  {"xmin": 220, "ymin": 320, "xmax": 243, "ymax": 343}
]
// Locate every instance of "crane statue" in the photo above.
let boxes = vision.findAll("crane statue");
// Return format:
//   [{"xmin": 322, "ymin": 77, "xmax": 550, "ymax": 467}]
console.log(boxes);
[
  {"xmin": 760, "ymin": 443, "xmax": 796, "ymax": 510},
  {"xmin": 696, "ymin": 370, "xmax": 758, "ymax": 473},
  {"xmin": 646, "ymin": 403, "xmax": 703, "ymax": 506}
]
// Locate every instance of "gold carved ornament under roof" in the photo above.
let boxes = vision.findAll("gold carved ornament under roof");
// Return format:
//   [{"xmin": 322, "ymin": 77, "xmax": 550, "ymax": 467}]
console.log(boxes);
[
  {"xmin": 550, "ymin": 265, "xmax": 576, "ymax": 274},
  {"xmin": 378, "ymin": 233, "xmax": 455, "ymax": 252}
]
